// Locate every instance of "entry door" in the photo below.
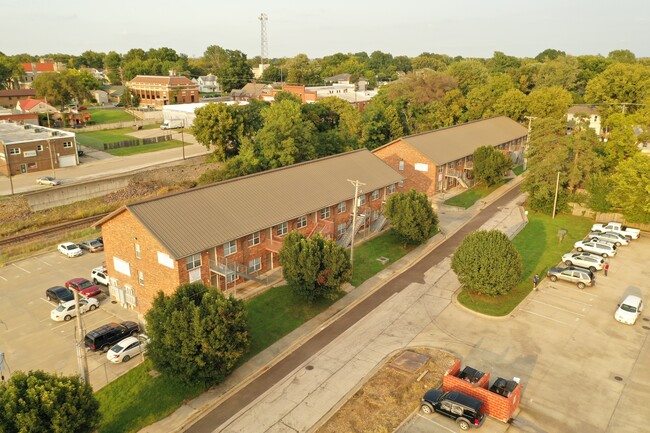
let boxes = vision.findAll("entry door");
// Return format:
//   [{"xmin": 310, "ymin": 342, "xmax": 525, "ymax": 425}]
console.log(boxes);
[{"xmin": 20, "ymin": 164, "xmax": 26, "ymax": 173}]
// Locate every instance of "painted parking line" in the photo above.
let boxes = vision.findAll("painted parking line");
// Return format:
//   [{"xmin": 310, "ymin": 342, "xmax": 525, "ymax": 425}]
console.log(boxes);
[
  {"xmin": 0, "ymin": 275, "xmax": 6, "ymax": 281},
  {"xmin": 40, "ymin": 259, "xmax": 53, "ymax": 267},
  {"xmin": 542, "ymin": 291, "xmax": 595, "ymax": 307},
  {"xmin": 12, "ymin": 263, "xmax": 31, "ymax": 274},
  {"xmin": 529, "ymin": 299, "xmax": 586, "ymax": 317},
  {"xmin": 519, "ymin": 309, "xmax": 577, "ymax": 326},
  {"xmin": 415, "ymin": 414, "xmax": 457, "ymax": 433}
]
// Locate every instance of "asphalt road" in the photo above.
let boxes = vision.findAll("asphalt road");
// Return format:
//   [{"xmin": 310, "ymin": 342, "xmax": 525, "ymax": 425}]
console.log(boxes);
[{"xmin": 185, "ymin": 185, "xmax": 522, "ymax": 433}]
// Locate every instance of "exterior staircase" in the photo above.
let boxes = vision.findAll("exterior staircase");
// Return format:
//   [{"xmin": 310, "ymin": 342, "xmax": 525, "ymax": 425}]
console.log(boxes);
[
  {"xmin": 337, "ymin": 213, "xmax": 367, "ymax": 247},
  {"xmin": 371, "ymin": 214, "xmax": 388, "ymax": 232}
]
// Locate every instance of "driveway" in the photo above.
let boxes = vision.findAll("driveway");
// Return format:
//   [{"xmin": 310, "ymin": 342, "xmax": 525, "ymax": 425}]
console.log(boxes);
[{"xmin": 0, "ymin": 250, "xmax": 141, "ymax": 389}]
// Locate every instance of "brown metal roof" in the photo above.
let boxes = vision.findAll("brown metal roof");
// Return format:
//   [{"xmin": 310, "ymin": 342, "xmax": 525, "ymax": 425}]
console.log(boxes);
[
  {"xmin": 117, "ymin": 149, "xmax": 403, "ymax": 259},
  {"xmin": 127, "ymin": 75, "xmax": 196, "ymax": 86},
  {"xmin": 382, "ymin": 116, "xmax": 528, "ymax": 166}
]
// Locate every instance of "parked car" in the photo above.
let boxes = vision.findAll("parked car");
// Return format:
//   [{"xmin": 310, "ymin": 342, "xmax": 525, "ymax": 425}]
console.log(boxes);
[
  {"xmin": 547, "ymin": 266, "xmax": 595, "ymax": 289},
  {"xmin": 561, "ymin": 252, "xmax": 605, "ymax": 272},
  {"xmin": 78, "ymin": 239, "xmax": 104, "ymax": 253},
  {"xmin": 106, "ymin": 335, "xmax": 149, "ymax": 363},
  {"xmin": 91, "ymin": 266, "xmax": 109, "ymax": 285},
  {"xmin": 50, "ymin": 298, "xmax": 99, "ymax": 321},
  {"xmin": 45, "ymin": 286, "xmax": 74, "ymax": 304},
  {"xmin": 588, "ymin": 231, "xmax": 630, "ymax": 247},
  {"xmin": 574, "ymin": 240, "xmax": 617, "ymax": 258},
  {"xmin": 65, "ymin": 278, "xmax": 102, "ymax": 297},
  {"xmin": 84, "ymin": 321, "xmax": 139, "ymax": 352},
  {"xmin": 36, "ymin": 176, "xmax": 61, "ymax": 186},
  {"xmin": 96, "ymin": 236, "xmax": 103, "ymax": 246},
  {"xmin": 615, "ymin": 295, "xmax": 643, "ymax": 325},
  {"xmin": 58, "ymin": 242, "xmax": 83, "ymax": 258},
  {"xmin": 420, "ymin": 389, "xmax": 485, "ymax": 430},
  {"xmin": 591, "ymin": 222, "xmax": 640, "ymax": 240}
]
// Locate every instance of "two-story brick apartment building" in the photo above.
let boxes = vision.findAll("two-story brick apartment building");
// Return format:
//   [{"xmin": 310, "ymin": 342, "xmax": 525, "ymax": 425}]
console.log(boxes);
[
  {"xmin": 126, "ymin": 73, "xmax": 199, "ymax": 106},
  {"xmin": 0, "ymin": 121, "xmax": 78, "ymax": 176},
  {"xmin": 95, "ymin": 149, "xmax": 404, "ymax": 315},
  {"xmin": 372, "ymin": 116, "xmax": 528, "ymax": 196}
]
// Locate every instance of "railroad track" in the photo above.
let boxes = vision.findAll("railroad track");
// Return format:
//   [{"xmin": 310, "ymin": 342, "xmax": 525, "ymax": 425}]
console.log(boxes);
[{"xmin": 0, "ymin": 213, "xmax": 109, "ymax": 249}]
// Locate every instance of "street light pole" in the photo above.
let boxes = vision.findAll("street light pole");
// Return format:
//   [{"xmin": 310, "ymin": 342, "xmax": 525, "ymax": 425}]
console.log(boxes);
[
  {"xmin": 552, "ymin": 171, "xmax": 560, "ymax": 219},
  {"xmin": 523, "ymin": 116, "xmax": 536, "ymax": 170},
  {"xmin": 72, "ymin": 289, "xmax": 90, "ymax": 384},
  {"xmin": 47, "ymin": 138, "xmax": 56, "ymax": 178},
  {"xmin": 2, "ymin": 143, "xmax": 14, "ymax": 195},
  {"xmin": 347, "ymin": 179, "xmax": 366, "ymax": 271}
]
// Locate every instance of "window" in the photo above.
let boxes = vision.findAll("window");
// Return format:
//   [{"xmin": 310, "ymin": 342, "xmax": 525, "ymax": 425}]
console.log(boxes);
[
  {"xmin": 297, "ymin": 215, "xmax": 307, "ymax": 229},
  {"xmin": 337, "ymin": 222, "xmax": 347, "ymax": 237},
  {"xmin": 248, "ymin": 232, "xmax": 260, "ymax": 247},
  {"xmin": 398, "ymin": 160, "xmax": 405, "ymax": 171},
  {"xmin": 321, "ymin": 207, "xmax": 331, "ymax": 219},
  {"xmin": 437, "ymin": 180, "xmax": 442, "ymax": 191},
  {"xmin": 337, "ymin": 201, "xmax": 346, "ymax": 214},
  {"xmin": 388, "ymin": 184, "xmax": 395, "ymax": 194},
  {"xmin": 248, "ymin": 257, "xmax": 262, "ymax": 273},
  {"xmin": 277, "ymin": 222, "xmax": 288, "ymax": 236},
  {"xmin": 63, "ymin": 142, "xmax": 73, "ymax": 148},
  {"xmin": 357, "ymin": 195, "xmax": 366, "ymax": 206},
  {"xmin": 226, "ymin": 273, "xmax": 237, "ymax": 284},
  {"xmin": 223, "ymin": 240, "xmax": 237, "ymax": 256},
  {"xmin": 37, "ymin": 145, "xmax": 43, "ymax": 151},
  {"xmin": 186, "ymin": 253, "xmax": 201, "ymax": 270},
  {"xmin": 9, "ymin": 148, "xmax": 20, "ymax": 155},
  {"xmin": 398, "ymin": 180, "xmax": 404, "ymax": 187},
  {"xmin": 449, "ymin": 161, "xmax": 455, "ymax": 168},
  {"xmin": 372, "ymin": 209, "xmax": 379, "ymax": 221},
  {"xmin": 137, "ymin": 270, "xmax": 144, "ymax": 286},
  {"xmin": 135, "ymin": 243, "xmax": 141, "ymax": 259},
  {"xmin": 438, "ymin": 166, "xmax": 443, "ymax": 173},
  {"xmin": 371, "ymin": 190, "xmax": 380, "ymax": 201}
]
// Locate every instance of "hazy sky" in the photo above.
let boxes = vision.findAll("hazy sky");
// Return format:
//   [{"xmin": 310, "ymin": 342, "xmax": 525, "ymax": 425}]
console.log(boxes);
[{"xmin": 2, "ymin": 0, "xmax": 648, "ymax": 59}]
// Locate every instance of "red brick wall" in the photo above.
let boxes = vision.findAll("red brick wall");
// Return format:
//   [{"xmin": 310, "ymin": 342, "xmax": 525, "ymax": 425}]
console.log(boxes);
[
  {"xmin": 1, "ymin": 135, "xmax": 78, "ymax": 176},
  {"xmin": 102, "ymin": 210, "xmax": 181, "ymax": 314},
  {"xmin": 373, "ymin": 140, "xmax": 439, "ymax": 196},
  {"xmin": 442, "ymin": 360, "xmax": 522, "ymax": 423}
]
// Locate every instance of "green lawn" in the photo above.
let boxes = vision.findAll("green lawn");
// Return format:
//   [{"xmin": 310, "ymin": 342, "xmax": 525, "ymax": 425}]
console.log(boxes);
[
  {"xmin": 350, "ymin": 229, "xmax": 416, "ymax": 286},
  {"xmin": 457, "ymin": 212, "xmax": 594, "ymax": 316},
  {"xmin": 512, "ymin": 164, "xmax": 525, "ymax": 176},
  {"xmin": 443, "ymin": 179, "xmax": 511, "ymax": 209},
  {"xmin": 76, "ymin": 128, "xmax": 182, "ymax": 156},
  {"xmin": 87, "ymin": 109, "xmax": 135, "ymax": 124}
]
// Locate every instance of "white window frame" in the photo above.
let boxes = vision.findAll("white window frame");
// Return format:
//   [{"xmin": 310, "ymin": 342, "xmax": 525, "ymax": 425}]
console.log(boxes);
[
  {"xmin": 321, "ymin": 207, "xmax": 331, "ymax": 219},
  {"xmin": 137, "ymin": 270, "xmax": 144, "ymax": 286},
  {"xmin": 37, "ymin": 144, "xmax": 43, "ymax": 151},
  {"xmin": 9, "ymin": 148, "xmax": 20, "ymax": 155},
  {"xmin": 135, "ymin": 243, "xmax": 141, "ymax": 259},
  {"xmin": 248, "ymin": 232, "xmax": 260, "ymax": 247},
  {"xmin": 277, "ymin": 222, "xmax": 288, "ymax": 236},
  {"xmin": 248, "ymin": 257, "xmax": 262, "ymax": 274},
  {"xmin": 186, "ymin": 253, "xmax": 201, "ymax": 270},
  {"xmin": 337, "ymin": 201, "xmax": 346, "ymax": 214},
  {"xmin": 388, "ymin": 184, "xmax": 395, "ymax": 194},
  {"xmin": 398, "ymin": 160, "xmax": 405, "ymax": 171},
  {"xmin": 371, "ymin": 190, "xmax": 380, "ymax": 201},
  {"xmin": 297, "ymin": 215, "xmax": 307, "ymax": 229},
  {"xmin": 223, "ymin": 240, "xmax": 237, "ymax": 256},
  {"xmin": 226, "ymin": 273, "xmax": 237, "ymax": 284},
  {"xmin": 63, "ymin": 141, "xmax": 73, "ymax": 148},
  {"xmin": 337, "ymin": 222, "xmax": 347, "ymax": 237},
  {"xmin": 357, "ymin": 195, "xmax": 366, "ymax": 206}
]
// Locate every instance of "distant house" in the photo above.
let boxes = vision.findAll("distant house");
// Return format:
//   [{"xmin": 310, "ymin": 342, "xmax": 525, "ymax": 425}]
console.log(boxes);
[
  {"xmin": 325, "ymin": 73, "xmax": 352, "ymax": 85},
  {"xmin": 16, "ymin": 98, "xmax": 58, "ymax": 114},
  {"xmin": 373, "ymin": 117, "xmax": 528, "ymax": 196},
  {"xmin": 126, "ymin": 72, "xmax": 199, "ymax": 106},
  {"xmin": 0, "ymin": 89, "xmax": 36, "ymax": 109},
  {"xmin": 0, "ymin": 109, "xmax": 39, "ymax": 125},
  {"xmin": 20, "ymin": 60, "xmax": 66, "ymax": 89},
  {"xmin": 271, "ymin": 85, "xmax": 317, "ymax": 104},
  {"xmin": 196, "ymin": 74, "xmax": 221, "ymax": 93},
  {"xmin": 81, "ymin": 67, "xmax": 108, "ymax": 84},
  {"xmin": 306, "ymin": 84, "xmax": 376, "ymax": 111},
  {"xmin": 567, "ymin": 104, "xmax": 601, "ymax": 136},
  {"xmin": 92, "ymin": 89, "xmax": 109, "ymax": 105},
  {"xmin": 230, "ymin": 83, "xmax": 274, "ymax": 102}
]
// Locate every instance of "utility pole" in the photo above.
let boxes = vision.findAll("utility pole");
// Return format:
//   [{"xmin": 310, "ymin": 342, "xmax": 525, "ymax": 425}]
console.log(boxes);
[
  {"xmin": 347, "ymin": 179, "xmax": 366, "ymax": 270},
  {"xmin": 3, "ymin": 142, "xmax": 14, "ymax": 195},
  {"xmin": 47, "ymin": 138, "xmax": 56, "ymax": 178},
  {"xmin": 523, "ymin": 116, "xmax": 536, "ymax": 170},
  {"xmin": 552, "ymin": 171, "xmax": 560, "ymax": 219},
  {"xmin": 181, "ymin": 120, "xmax": 186, "ymax": 160},
  {"xmin": 72, "ymin": 289, "xmax": 90, "ymax": 384}
]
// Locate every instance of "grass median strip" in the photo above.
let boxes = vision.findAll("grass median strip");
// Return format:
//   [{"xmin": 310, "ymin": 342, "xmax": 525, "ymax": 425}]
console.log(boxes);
[{"xmin": 443, "ymin": 179, "xmax": 511, "ymax": 209}]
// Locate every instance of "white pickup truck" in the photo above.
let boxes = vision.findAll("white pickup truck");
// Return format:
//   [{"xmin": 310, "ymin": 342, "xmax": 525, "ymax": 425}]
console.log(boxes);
[{"xmin": 591, "ymin": 222, "xmax": 640, "ymax": 240}]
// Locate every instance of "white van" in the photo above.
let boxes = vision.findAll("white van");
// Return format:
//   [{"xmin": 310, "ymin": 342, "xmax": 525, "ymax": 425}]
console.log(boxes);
[{"xmin": 160, "ymin": 119, "xmax": 184, "ymax": 130}]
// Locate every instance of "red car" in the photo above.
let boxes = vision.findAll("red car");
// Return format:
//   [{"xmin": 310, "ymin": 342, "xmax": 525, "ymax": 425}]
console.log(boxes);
[{"xmin": 65, "ymin": 278, "xmax": 102, "ymax": 297}]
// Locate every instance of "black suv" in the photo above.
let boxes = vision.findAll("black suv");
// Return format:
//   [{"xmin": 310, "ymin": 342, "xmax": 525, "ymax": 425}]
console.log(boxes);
[
  {"xmin": 84, "ymin": 321, "xmax": 139, "ymax": 352},
  {"xmin": 420, "ymin": 389, "xmax": 485, "ymax": 430}
]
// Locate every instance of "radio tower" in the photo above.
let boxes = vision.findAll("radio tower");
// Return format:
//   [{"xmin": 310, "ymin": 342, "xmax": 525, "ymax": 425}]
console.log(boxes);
[{"xmin": 259, "ymin": 13, "xmax": 269, "ymax": 75}]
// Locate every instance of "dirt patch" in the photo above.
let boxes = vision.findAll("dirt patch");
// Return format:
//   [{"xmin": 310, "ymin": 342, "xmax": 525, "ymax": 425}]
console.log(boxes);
[{"xmin": 317, "ymin": 348, "xmax": 457, "ymax": 433}]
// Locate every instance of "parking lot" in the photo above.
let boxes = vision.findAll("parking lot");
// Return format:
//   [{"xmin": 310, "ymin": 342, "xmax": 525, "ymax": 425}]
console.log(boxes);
[
  {"xmin": 403, "ymin": 233, "xmax": 650, "ymax": 432},
  {"xmin": 0, "ymin": 249, "xmax": 140, "ymax": 389}
]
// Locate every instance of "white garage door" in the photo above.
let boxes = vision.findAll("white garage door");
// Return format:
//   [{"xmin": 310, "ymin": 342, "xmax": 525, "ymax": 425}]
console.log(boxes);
[{"xmin": 59, "ymin": 154, "xmax": 76, "ymax": 167}]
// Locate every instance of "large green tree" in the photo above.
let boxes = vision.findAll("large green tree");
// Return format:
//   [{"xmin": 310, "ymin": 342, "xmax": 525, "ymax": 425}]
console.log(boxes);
[
  {"xmin": 526, "ymin": 86, "xmax": 573, "ymax": 119},
  {"xmin": 608, "ymin": 153, "xmax": 650, "ymax": 223},
  {"xmin": 0, "ymin": 370, "xmax": 100, "ymax": 433},
  {"xmin": 193, "ymin": 102, "xmax": 245, "ymax": 160},
  {"xmin": 32, "ymin": 70, "xmax": 92, "ymax": 107},
  {"xmin": 384, "ymin": 189, "xmax": 439, "ymax": 244},
  {"xmin": 448, "ymin": 59, "xmax": 489, "ymax": 95},
  {"xmin": 473, "ymin": 146, "xmax": 513, "ymax": 186},
  {"xmin": 0, "ymin": 55, "xmax": 22, "ymax": 89},
  {"xmin": 451, "ymin": 230, "xmax": 523, "ymax": 296},
  {"xmin": 279, "ymin": 232, "xmax": 351, "ymax": 302},
  {"xmin": 145, "ymin": 282, "xmax": 249, "ymax": 385}
]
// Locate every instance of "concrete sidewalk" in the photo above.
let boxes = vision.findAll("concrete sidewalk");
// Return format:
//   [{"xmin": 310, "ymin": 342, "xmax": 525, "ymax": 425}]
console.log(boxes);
[{"xmin": 141, "ymin": 177, "xmax": 526, "ymax": 433}]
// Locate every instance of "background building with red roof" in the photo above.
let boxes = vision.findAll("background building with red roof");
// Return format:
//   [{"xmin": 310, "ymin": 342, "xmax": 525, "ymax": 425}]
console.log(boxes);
[{"xmin": 126, "ymin": 71, "xmax": 199, "ymax": 106}]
